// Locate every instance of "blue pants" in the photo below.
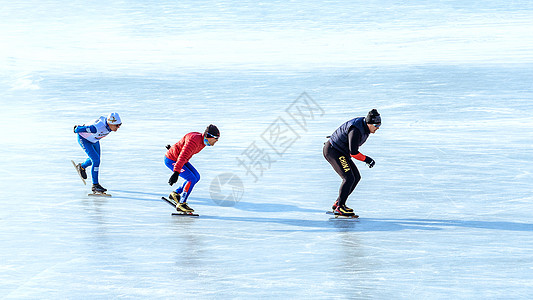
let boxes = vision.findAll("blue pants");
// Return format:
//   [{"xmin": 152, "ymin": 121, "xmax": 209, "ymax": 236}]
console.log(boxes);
[
  {"xmin": 78, "ymin": 135, "xmax": 101, "ymax": 184},
  {"xmin": 165, "ymin": 157, "xmax": 200, "ymax": 203}
]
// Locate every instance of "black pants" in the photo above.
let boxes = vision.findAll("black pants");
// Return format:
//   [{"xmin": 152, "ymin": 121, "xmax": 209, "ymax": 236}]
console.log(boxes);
[{"xmin": 323, "ymin": 141, "xmax": 361, "ymax": 207}]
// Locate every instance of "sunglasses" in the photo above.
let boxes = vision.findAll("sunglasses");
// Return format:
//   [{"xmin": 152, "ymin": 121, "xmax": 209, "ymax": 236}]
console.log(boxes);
[
  {"xmin": 206, "ymin": 133, "xmax": 219, "ymax": 140},
  {"xmin": 372, "ymin": 123, "xmax": 381, "ymax": 128}
]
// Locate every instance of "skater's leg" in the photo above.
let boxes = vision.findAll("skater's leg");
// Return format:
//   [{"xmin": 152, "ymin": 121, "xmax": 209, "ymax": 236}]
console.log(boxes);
[
  {"xmin": 323, "ymin": 141, "xmax": 358, "ymax": 207},
  {"xmin": 164, "ymin": 157, "xmax": 200, "ymax": 203},
  {"xmin": 176, "ymin": 182, "xmax": 185, "ymax": 195},
  {"xmin": 81, "ymin": 158, "xmax": 92, "ymax": 169},
  {"xmin": 164, "ymin": 156, "xmax": 176, "ymax": 171},
  {"xmin": 348, "ymin": 167, "xmax": 361, "ymax": 195},
  {"xmin": 78, "ymin": 137, "xmax": 101, "ymax": 184},
  {"xmin": 88, "ymin": 142, "xmax": 101, "ymax": 184},
  {"xmin": 165, "ymin": 156, "xmax": 184, "ymax": 194},
  {"xmin": 336, "ymin": 161, "xmax": 357, "ymax": 207},
  {"xmin": 78, "ymin": 136, "xmax": 93, "ymax": 169},
  {"xmin": 165, "ymin": 156, "xmax": 181, "ymax": 201},
  {"xmin": 178, "ymin": 163, "xmax": 200, "ymax": 203}
]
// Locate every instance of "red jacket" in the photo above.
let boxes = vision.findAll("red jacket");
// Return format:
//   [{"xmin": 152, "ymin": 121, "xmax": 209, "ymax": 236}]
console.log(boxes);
[{"xmin": 165, "ymin": 132, "xmax": 206, "ymax": 172}]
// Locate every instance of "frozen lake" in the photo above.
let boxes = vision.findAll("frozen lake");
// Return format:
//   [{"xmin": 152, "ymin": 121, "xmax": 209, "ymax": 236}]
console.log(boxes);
[{"xmin": 1, "ymin": 1, "xmax": 532, "ymax": 299}]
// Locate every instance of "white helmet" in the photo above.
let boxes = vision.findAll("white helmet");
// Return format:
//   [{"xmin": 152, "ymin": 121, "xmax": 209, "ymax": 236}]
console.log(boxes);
[{"xmin": 107, "ymin": 112, "xmax": 122, "ymax": 125}]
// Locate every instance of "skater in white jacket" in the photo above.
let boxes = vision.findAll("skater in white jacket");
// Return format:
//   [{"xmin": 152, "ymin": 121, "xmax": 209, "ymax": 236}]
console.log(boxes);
[{"xmin": 73, "ymin": 112, "xmax": 122, "ymax": 194}]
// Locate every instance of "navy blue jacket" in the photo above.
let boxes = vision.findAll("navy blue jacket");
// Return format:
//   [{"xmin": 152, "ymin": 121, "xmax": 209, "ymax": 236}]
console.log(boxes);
[{"xmin": 329, "ymin": 117, "xmax": 370, "ymax": 155}]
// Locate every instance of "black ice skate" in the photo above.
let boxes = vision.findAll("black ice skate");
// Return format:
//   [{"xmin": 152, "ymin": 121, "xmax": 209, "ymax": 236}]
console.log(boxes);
[
  {"xmin": 89, "ymin": 184, "xmax": 111, "ymax": 197},
  {"xmin": 92, "ymin": 184, "xmax": 107, "ymax": 193},
  {"xmin": 89, "ymin": 183, "xmax": 111, "ymax": 197},
  {"xmin": 77, "ymin": 164, "xmax": 87, "ymax": 179},
  {"xmin": 333, "ymin": 206, "xmax": 358, "ymax": 218},
  {"xmin": 71, "ymin": 160, "xmax": 86, "ymax": 185},
  {"xmin": 332, "ymin": 201, "xmax": 353, "ymax": 212}
]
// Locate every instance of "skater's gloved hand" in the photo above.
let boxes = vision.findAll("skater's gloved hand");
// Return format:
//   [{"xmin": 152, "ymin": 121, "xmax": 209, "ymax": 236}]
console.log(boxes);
[
  {"xmin": 364, "ymin": 156, "xmax": 375, "ymax": 168},
  {"xmin": 73, "ymin": 125, "xmax": 78, "ymax": 133},
  {"xmin": 165, "ymin": 145, "xmax": 171, "ymax": 150},
  {"xmin": 168, "ymin": 171, "xmax": 180, "ymax": 186}
]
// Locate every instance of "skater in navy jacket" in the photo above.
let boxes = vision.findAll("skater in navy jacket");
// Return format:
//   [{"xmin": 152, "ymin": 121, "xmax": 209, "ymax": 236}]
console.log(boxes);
[{"xmin": 324, "ymin": 109, "xmax": 381, "ymax": 217}]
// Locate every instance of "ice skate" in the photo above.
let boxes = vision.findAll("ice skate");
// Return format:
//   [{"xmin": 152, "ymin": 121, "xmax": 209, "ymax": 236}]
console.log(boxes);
[
  {"xmin": 92, "ymin": 183, "xmax": 107, "ymax": 193},
  {"xmin": 176, "ymin": 202, "xmax": 194, "ymax": 213},
  {"xmin": 76, "ymin": 164, "xmax": 87, "ymax": 180},
  {"xmin": 71, "ymin": 160, "xmax": 87, "ymax": 185},
  {"xmin": 342, "ymin": 204, "xmax": 353, "ymax": 212},
  {"xmin": 169, "ymin": 191, "xmax": 181, "ymax": 204},
  {"xmin": 161, "ymin": 197, "xmax": 199, "ymax": 217},
  {"xmin": 89, "ymin": 183, "xmax": 111, "ymax": 197},
  {"xmin": 332, "ymin": 201, "xmax": 353, "ymax": 212},
  {"xmin": 334, "ymin": 205, "xmax": 358, "ymax": 218}
]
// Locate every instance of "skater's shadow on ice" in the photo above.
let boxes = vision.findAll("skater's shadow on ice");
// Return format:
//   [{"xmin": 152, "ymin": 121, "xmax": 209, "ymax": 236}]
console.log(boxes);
[
  {"xmin": 198, "ymin": 216, "xmax": 429, "ymax": 232},
  {"xmin": 180, "ymin": 197, "xmax": 323, "ymax": 214},
  {"xmin": 102, "ymin": 191, "xmax": 533, "ymax": 233},
  {"xmin": 224, "ymin": 200, "xmax": 322, "ymax": 213},
  {"xmin": 108, "ymin": 192, "xmax": 320, "ymax": 214},
  {"xmin": 370, "ymin": 218, "xmax": 533, "ymax": 232},
  {"xmin": 110, "ymin": 192, "xmax": 319, "ymax": 214},
  {"xmin": 201, "ymin": 216, "xmax": 533, "ymax": 233}
]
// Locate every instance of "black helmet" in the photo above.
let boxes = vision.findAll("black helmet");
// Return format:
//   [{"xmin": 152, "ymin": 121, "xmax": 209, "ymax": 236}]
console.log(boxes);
[
  {"xmin": 365, "ymin": 109, "xmax": 381, "ymax": 124},
  {"xmin": 204, "ymin": 124, "xmax": 220, "ymax": 138}
]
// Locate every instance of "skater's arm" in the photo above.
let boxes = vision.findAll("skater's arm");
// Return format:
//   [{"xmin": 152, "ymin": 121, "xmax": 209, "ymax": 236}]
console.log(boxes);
[
  {"xmin": 348, "ymin": 128, "xmax": 364, "ymax": 159},
  {"xmin": 74, "ymin": 125, "xmax": 97, "ymax": 134},
  {"xmin": 348, "ymin": 128, "xmax": 375, "ymax": 168},
  {"xmin": 173, "ymin": 140, "xmax": 199, "ymax": 172}
]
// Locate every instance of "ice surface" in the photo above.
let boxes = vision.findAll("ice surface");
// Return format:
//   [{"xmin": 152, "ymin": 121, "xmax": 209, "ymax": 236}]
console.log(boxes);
[{"xmin": 1, "ymin": 1, "xmax": 532, "ymax": 299}]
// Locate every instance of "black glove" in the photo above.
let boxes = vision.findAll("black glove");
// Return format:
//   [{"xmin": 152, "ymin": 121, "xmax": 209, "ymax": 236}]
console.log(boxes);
[
  {"xmin": 73, "ymin": 125, "xmax": 78, "ymax": 133},
  {"xmin": 364, "ymin": 156, "xmax": 375, "ymax": 168},
  {"xmin": 165, "ymin": 144, "xmax": 171, "ymax": 150},
  {"xmin": 168, "ymin": 171, "xmax": 180, "ymax": 186}
]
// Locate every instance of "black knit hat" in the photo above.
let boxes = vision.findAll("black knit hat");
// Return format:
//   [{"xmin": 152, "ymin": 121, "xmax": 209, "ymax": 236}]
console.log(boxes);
[
  {"xmin": 205, "ymin": 124, "xmax": 220, "ymax": 138},
  {"xmin": 365, "ymin": 109, "xmax": 381, "ymax": 124}
]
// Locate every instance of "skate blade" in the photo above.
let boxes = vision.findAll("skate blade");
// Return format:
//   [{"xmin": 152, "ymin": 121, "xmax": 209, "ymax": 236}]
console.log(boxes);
[
  {"xmin": 162, "ymin": 197, "xmax": 198, "ymax": 216},
  {"xmin": 71, "ymin": 160, "xmax": 86, "ymax": 185},
  {"xmin": 332, "ymin": 215, "xmax": 359, "ymax": 219},
  {"xmin": 162, "ymin": 196, "xmax": 177, "ymax": 207},
  {"xmin": 326, "ymin": 211, "xmax": 359, "ymax": 219},
  {"xmin": 88, "ymin": 192, "xmax": 112, "ymax": 197},
  {"xmin": 171, "ymin": 212, "xmax": 199, "ymax": 217}
]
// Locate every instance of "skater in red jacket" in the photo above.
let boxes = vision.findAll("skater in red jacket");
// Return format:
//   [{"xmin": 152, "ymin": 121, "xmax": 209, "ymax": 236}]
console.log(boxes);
[{"xmin": 165, "ymin": 124, "xmax": 220, "ymax": 212}]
